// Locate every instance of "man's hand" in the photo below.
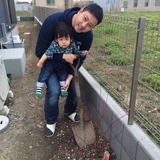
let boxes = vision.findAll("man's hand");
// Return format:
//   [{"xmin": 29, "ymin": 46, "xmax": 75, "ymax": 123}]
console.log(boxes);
[
  {"xmin": 63, "ymin": 54, "xmax": 77, "ymax": 64},
  {"xmin": 63, "ymin": 74, "xmax": 73, "ymax": 91}
]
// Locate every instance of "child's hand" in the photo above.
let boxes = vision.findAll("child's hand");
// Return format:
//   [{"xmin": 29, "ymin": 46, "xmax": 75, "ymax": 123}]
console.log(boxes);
[
  {"xmin": 37, "ymin": 62, "xmax": 43, "ymax": 68},
  {"xmin": 63, "ymin": 74, "xmax": 73, "ymax": 90},
  {"xmin": 82, "ymin": 50, "xmax": 88, "ymax": 56},
  {"xmin": 63, "ymin": 79, "xmax": 71, "ymax": 91}
]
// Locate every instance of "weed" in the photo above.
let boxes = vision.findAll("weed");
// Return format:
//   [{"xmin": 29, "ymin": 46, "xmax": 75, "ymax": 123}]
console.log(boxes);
[
  {"xmin": 105, "ymin": 40, "xmax": 125, "ymax": 48},
  {"xmin": 152, "ymin": 44, "xmax": 160, "ymax": 51},
  {"xmin": 153, "ymin": 99, "xmax": 160, "ymax": 104},
  {"xmin": 149, "ymin": 27, "xmax": 159, "ymax": 31},
  {"xmin": 105, "ymin": 28, "xmax": 115, "ymax": 35},
  {"xmin": 142, "ymin": 74, "xmax": 160, "ymax": 91},
  {"xmin": 142, "ymin": 49, "xmax": 154, "ymax": 54},
  {"xmin": 107, "ymin": 54, "xmax": 132, "ymax": 66}
]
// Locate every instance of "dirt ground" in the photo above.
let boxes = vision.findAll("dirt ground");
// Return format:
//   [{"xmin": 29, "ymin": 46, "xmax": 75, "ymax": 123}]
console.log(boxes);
[{"xmin": 0, "ymin": 22, "xmax": 117, "ymax": 160}]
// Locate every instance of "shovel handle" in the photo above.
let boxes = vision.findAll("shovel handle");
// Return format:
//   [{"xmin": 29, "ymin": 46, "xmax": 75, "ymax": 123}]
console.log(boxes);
[
  {"xmin": 70, "ymin": 56, "xmax": 83, "ymax": 128},
  {"xmin": 69, "ymin": 55, "xmax": 80, "ymax": 98},
  {"xmin": 69, "ymin": 55, "xmax": 80, "ymax": 73}
]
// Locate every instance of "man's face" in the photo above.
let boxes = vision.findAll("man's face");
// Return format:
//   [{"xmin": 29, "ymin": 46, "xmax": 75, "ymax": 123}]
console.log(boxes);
[{"xmin": 72, "ymin": 9, "xmax": 98, "ymax": 33}]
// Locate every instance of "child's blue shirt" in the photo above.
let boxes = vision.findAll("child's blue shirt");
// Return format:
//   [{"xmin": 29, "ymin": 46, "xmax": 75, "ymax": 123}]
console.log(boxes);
[{"xmin": 46, "ymin": 40, "xmax": 83, "ymax": 59}]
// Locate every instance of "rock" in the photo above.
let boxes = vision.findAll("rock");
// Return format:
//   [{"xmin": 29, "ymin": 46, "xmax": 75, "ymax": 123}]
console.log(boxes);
[{"xmin": 117, "ymin": 85, "xmax": 122, "ymax": 92}]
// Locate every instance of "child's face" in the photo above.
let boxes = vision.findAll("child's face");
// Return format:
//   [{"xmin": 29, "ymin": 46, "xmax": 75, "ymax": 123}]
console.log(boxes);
[{"xmin": 56, "ymin": 35, "xmax": 71, "ymax": 49}]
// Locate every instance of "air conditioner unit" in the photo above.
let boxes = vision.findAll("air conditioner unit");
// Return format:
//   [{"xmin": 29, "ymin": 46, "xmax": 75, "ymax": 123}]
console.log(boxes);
[{"xmin": 0, "ymin": 55, "xmax": 13, "ymax": 115}]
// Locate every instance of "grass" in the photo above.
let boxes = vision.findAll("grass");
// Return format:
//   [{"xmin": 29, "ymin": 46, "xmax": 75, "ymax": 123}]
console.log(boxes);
[
  {"xmin": 16, "ymin": 11, "xmax": 34, "ymax": 17},
  {"xmin": 142, "ymin": 74, "xmax": 160, "ymax": 91},
  {"xmin": 105, "ymin": 11, "xmax": 160, "ymax": 21}
]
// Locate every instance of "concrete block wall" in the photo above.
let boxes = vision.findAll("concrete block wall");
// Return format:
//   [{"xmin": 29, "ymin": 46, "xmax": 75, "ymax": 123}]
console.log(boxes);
[
  {"xmin": 78, "ymin": 66, "xmax": 160, "ymax": 160},
  {"xmin": 20, "ymin": 17, "xmax": 34, "ymax": 21}
]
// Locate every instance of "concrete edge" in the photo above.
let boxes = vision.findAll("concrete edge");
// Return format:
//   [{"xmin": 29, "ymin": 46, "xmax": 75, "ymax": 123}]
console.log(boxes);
[
  {"xmin": 34, "ymin": 16, "xmax": 42, "ymax": 26},
  {"xmin": 79, "ymin": 66, "xmax": 160, "ymax": 160}
]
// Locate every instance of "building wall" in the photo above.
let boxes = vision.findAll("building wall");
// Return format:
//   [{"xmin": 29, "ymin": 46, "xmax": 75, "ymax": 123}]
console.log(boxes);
[
  {"xmin": 93, "ymin": 0, "xmax": 119, "ymax": 12},
  {"xmin": 93, "ymin": 0, "xmax": 160, "ymax": 12},
  {"xmin": 0, "ymin": 0, "xmax": 17, "ymax": 43},
  {"xmin": 119, "ymin": 0, "xmax": 160, "ymax": 12},
  {"xmin": 73, "ymin": 0, "xmax": 93, "ymax": 8},
  {"xmin": 35, "ymin": 0, "xmax": 73, "ymax": 9}
]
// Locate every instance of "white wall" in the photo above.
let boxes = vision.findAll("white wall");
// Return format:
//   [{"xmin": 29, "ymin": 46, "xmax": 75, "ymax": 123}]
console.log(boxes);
[{"xmin": 93, "ymin": 0, "xmax": 110, "ymax": 12}]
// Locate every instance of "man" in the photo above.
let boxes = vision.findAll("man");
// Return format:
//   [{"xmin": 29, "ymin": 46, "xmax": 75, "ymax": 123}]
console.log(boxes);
[{"xmin": 35, "ymin": 4, "xmax": 103, "ymax": 137}]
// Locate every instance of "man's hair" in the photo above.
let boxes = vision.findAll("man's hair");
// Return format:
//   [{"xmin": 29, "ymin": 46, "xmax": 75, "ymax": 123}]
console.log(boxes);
[
  {"xmin": 83, "ymin": 3, "xmax": 103, "ymax": 25},
  {"xmin": 54, "ymin": 22, "xmax": 74, "ymax": 39}
]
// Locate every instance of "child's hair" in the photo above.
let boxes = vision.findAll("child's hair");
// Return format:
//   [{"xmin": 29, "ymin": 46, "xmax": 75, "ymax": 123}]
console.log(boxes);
[{"xmin": 54, "ymin": 22, "xmax": 74, "ymax": 40}]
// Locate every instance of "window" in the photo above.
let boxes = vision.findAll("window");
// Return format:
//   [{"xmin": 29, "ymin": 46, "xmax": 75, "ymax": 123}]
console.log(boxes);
[
  {"xmin": 155, "ymin": 0, "xmax": 160, "ymax": 6},
  {"xmin": 106, "ymin": 0, "xmax": 118, "ymax": 4},
  {"xmin": 124, "ymin": 1, "xmax": 128, "ymax": 8},
  {"xmin": 111, "ymin": 0, "xmax": 115, "ymax": 4},
  {"xmin": 115, "ymin": 0, "xmax": 118, "ymax": 4},
  {"xmin": 134, "ymin": 0, "xmax": 138, "ymax": 7},
  {"xmin": 145, "ymin": 0, "xmax": 149, "ymax": 6},
  {"xmin": 47, "ymin": 0, "xmax": 55, "ymax": 5}
]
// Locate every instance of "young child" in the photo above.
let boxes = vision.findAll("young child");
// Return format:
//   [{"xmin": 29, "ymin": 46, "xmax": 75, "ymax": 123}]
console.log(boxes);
[{"xmin": 36, "ymin": 22, "xmax": 88, "ymax": 97}]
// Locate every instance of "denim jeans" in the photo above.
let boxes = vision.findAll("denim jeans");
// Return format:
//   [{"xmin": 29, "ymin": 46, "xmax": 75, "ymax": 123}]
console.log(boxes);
[
  {"xmin": 37, "ymin": 60, "xmax": 68, "ymax": 88},
  {"xmin": 44, "ymin": 71, "xmax": 77, "ymax": 124}
]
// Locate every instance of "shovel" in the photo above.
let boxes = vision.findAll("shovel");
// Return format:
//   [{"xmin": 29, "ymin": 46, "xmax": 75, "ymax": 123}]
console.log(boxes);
[{"xmin": 70, "ymin": 56, "xmax": 95, "ymax": 148}]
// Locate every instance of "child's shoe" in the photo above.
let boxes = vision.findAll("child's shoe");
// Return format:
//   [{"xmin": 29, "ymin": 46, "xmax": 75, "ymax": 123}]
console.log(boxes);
[
  {"xmin": 36, "ymin": 87, "xmax": 42, "ymax": 97},
  {"xmin": 61, "ymin": 87, "xmax": 68, "ymax": 97}
]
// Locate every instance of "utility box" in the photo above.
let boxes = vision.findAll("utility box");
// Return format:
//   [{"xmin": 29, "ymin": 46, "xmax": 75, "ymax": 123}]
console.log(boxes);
[
  {"xmin": 3, "ymin": 41, "xmax": 24, "ymax": 48},
  {"xmin": 3, "ymin": 35, "xmax": 24, "ymax": 49},
  {"xmin": 0, "ymin": 48, "xmax": 26, "ymax": 77}
]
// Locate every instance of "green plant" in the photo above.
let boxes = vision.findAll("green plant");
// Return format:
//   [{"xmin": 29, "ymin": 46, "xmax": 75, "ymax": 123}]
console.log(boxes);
[
  {"xmin": 105, "ymin": 28, "xmax": 115, "ymax": 35},
  {"xmin": 105, "ymin": 40, "xmax": 125, "ymax": 48},
  {"xmin": 104, "ymin": 49, "xmax": 112, "ymax": 55},
  {"xmin": 149, "ymin": 27, "xmax": 159, "ymax": 31},
  {"xmin": 142, "ymin": 74, "xmax": 160, "ymax": 91},
  {"xmin": 107, "ymin": 54, "xmax": 132, "ymax": 66},
  {"xmin": 152, "ymin": 44, "xmax": 160, "ymax": 51},
  {"xmin": 142, "ymin": 49, "xmax": 154, "ymax": 54}
]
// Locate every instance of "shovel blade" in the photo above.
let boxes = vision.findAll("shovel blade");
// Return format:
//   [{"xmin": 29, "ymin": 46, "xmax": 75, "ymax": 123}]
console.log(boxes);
[{"xmin": 72, "ymin": 121, "xmax": 95, "ymax": 148}]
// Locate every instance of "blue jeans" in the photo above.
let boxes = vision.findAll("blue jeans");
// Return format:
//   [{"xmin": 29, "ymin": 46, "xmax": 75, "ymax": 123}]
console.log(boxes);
[
  {"xmin": 37, "ymin": 61, "xmax": 68, "ymax": 88},
  {"xmin": 44, "ymin": 71, "xmax": 77, "ymax": 124}
]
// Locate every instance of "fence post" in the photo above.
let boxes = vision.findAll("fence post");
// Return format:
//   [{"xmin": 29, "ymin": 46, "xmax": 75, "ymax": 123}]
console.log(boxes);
[{"xmin": 128, "ymin": 17, "xmax": 146, "ymax": 125}]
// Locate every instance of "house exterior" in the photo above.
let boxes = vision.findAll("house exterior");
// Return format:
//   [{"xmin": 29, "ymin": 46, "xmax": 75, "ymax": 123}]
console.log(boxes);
[
  {"xmin": 0, "ymin": 0, "xmax": 18, "ymax": 45},
  {"xmin": 92, "ymin": 0, "xmax": 160, "ymax": 12},
  {"xmin": 34, "ymin": 0, "xmax": 74, "ymax": 9},
  {"xmin": 119, "ymin": 0, "xmax": 160, "ymax": 12},
  {"xmin": 73, "ymin": 0, "xmax": 94, "ymax": 7}
]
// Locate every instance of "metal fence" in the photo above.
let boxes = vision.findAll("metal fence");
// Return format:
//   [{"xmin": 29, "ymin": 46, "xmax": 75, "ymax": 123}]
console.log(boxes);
[
  {"xmin": 34, "ymin": 7, "xmax": 64, "ymax": 24},
  {"xmin": 15, "ymin": 4, "xmax": 32, "ymax": 12},
  {"xmin": 34, "ymin": 7, "xmax": 160, "ymax": 146}
]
